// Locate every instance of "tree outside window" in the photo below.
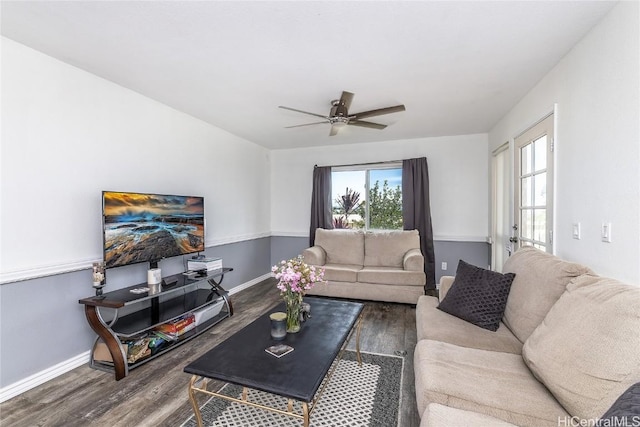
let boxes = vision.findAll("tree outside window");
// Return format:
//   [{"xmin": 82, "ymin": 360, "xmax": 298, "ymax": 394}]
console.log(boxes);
[{"xmin": 331, "ymin": 166, "xmax": 402, "ymax": 230}]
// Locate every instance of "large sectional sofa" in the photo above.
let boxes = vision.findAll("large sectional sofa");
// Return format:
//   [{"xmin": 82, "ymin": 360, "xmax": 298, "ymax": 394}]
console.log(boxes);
[
  {"xmin": 302, "ymin": 228, "xmax": 426, "ymax": 304},
  {"xmin": 414, "ymin": 247, "xmax": 640, "ymax": 426}
]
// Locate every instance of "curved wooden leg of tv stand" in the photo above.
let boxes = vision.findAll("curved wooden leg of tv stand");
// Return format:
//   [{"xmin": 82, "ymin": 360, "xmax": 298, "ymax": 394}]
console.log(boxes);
[{"xmin": 84, "ymin": 305, "xmax": 127, "ymax": 380}]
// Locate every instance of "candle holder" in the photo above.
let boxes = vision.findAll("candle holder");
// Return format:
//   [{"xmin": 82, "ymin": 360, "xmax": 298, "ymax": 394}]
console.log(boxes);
[
  {"xmin": 269, "ymin": 312, "xmax": 287, "ymax": 341},
  {"xmin": 92, "ymin": 262, "xmax": 106, "ymax": 297}
]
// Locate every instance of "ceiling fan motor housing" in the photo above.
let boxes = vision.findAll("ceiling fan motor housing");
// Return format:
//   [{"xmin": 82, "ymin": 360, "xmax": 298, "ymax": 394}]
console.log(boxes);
[{"xmin": 330, "ymin": 101, "xmax": 349, "ymax": 118}]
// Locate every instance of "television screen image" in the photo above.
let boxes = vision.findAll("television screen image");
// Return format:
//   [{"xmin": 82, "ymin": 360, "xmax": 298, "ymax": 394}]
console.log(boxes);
[{"xmin": 103, "ymin": 191, "xmax": 205, "ymax": 268}]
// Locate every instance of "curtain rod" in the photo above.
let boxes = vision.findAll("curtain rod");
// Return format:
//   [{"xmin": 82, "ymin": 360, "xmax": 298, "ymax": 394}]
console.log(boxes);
[{"xmin": 314, "ymin": 159, "xmax": 404, "ymax": 169}]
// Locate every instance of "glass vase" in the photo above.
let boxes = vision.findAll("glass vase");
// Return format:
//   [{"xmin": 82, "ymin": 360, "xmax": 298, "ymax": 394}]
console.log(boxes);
[{"xmin": 285, "ymin": 294, "xmax": 302, "ymax": 333}]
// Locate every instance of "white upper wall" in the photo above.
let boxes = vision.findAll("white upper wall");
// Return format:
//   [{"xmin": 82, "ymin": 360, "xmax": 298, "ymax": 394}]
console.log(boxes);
[
  {"xmin": 271, "ymin": 134, "xmax": 489, "ymax": 241},
  {"xmin": 0, "ymin": 37, "xmax": 271, "ymax": 282},
  {"xmin": 489, "ymin": 2, "xmax": 640, "ymax": 284}
]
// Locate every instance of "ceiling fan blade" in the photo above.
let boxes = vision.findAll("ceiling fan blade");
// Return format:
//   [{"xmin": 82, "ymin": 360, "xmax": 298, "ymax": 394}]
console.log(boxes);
[
  {"xmin": 329, "ymin": 124, "xmax": 340, "ymax": 136},
  {"xmin": 278, "ymin": 106, "xmax": 327, "ymax": 119},
  {"xmin": 349, "ymin": 120, "xmax": 387, "ymax": 130},
  {"xmin": 339, "ymin": 91, "xmax": 354, "ymax": 110},
  {"xmin": 351, "ymin": 104, "xmax": 405, "ymax": 120},
  {"xmin": 285, "ymin": 121, "xmax": 328, "ymax": 129}
]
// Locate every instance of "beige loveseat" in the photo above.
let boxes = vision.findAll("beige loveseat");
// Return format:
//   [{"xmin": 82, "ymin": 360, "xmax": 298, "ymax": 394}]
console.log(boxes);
[
  {"xmin": 414, "ymin": 247, "xmax": 640, "ymax": 426},
  {"xmin": 302, "ymin": 228, "xmax": 426, "ymax": 304}
]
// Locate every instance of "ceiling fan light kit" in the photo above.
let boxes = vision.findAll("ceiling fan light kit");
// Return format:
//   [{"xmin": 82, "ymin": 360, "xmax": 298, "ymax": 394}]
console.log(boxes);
[{"xmin": 279, "ymin": 91, "xmax": 405, "ymax": 136}]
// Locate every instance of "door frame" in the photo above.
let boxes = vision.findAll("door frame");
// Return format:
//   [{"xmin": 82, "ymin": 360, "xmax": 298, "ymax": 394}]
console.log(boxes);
[
  {"xmin": 490, "ymin": 105, "xmax": 558, "ymax": 269},
  {"xmin": 512, "ymin": 110, "xmax": 556, "ymax": 254}
]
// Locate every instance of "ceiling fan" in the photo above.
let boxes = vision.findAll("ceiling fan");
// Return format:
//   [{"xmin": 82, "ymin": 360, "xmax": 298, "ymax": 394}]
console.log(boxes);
[{"xmin": 279, "ymin": 91, "xmax": 405, "ymax": 136}]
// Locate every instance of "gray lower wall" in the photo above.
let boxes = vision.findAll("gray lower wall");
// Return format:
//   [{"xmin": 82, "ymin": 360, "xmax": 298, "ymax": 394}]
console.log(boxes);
[
  {"xmin": 0, "ymin": 235, "xmax": 488, "ymax": 389},
  {"xmin": 270, "ymin": 236, "xmax": 311, "ymax": 266},
  {"xmin": 0, "ymin": 237, "xmax": 271, "ymax": 387},
  {"xmin": 433, "ymin": 241, "xmax": 492, "ymax": 285}
]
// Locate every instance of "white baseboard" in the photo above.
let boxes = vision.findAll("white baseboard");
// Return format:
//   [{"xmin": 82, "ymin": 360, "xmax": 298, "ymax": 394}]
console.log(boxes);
[
  {"xmin": 0, "ymin": 351, "xmax": 91, "ymax": 403},
  {"xmin": 228, "ymin": 273, "xmax": 272, "ymax": 295},
  {"xmin": 0, "ymin": 273, "xmax": 271, "ymax": 404}
]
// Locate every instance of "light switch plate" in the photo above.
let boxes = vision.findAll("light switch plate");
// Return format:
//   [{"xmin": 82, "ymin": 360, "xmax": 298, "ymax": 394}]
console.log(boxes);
[
  {"xmin": 601, "ymin": 222, "xmax": 612, "ymax": 243},
  {"xmin": 572, "ymin": 223, "xmax": 581, "ymax": 240}
]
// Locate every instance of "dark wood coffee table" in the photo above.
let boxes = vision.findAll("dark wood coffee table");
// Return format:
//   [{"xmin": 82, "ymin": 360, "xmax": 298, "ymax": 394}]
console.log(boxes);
[{"xmin": 184, "ymin": 297, "xmax": 364, "ymax": 427}]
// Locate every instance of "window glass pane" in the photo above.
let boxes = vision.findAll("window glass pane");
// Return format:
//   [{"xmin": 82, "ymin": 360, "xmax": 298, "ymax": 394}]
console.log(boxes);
[
  {"xmin": 521, "ymin": 144, "xmax": 532, "ymax": 175},
  {"xmin": 534, "ymin": 172, "xmax": 546, "ymax": 207},
  {"xmin": 521, "ymin": 176, "xmax": 533, "ymax": 207},
  {"xmin": 533, "ymin": 243, "xmax": 545, "ymax": 250},
  {"xmin": 534, "ymin": 208, "xmax": 546, "ymax": 243},
  {"xmin": 331, "ymin": 170, "xmax": 365, "ymax": 229},
  {"xmin": 534, "ymin": 135, "xmax": 547, "ymax": 171},
  {"xmin": 521, "ymin": 209, "xmax": 533, "ymax": 239},
  {"xmin": 331, "ymin": 167, "xmax": 402, "ymax": 230},
  {"xmin": 367, "ymin": 168, "xmax": 403, "ymax": 230}
]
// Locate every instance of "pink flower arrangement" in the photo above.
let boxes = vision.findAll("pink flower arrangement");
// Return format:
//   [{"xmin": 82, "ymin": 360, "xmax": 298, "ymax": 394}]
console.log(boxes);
[{"xmin": 271, "ymin": 255, "xmax": 325, "ymax": 295}]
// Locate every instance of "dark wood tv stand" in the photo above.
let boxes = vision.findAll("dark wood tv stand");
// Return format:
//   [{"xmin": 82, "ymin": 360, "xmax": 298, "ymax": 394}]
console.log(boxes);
[{"xmin": 79, "ymin": 268, "xmax": 233, "ymax": 380}]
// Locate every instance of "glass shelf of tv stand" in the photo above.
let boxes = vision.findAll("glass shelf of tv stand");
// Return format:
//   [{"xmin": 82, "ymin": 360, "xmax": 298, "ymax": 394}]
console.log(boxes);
[{"xmin": 79, "ymin": 267, "xmax": 233, "ymax": 309}]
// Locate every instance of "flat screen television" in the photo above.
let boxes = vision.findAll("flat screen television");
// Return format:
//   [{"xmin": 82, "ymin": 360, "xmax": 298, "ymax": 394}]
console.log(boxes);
[{"xmin": 102, "ymin": 191, "xmax": 205, "ymax": 269}]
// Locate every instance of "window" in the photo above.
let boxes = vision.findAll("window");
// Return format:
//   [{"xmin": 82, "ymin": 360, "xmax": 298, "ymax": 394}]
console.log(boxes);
[{"xmin": 331, "ymin": 164, "xmax": 403, "ymax": 230}]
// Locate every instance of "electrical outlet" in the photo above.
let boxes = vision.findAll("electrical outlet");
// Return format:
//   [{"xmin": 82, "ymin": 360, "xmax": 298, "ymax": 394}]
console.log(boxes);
[{"xmin": 441, "ymin": 262, "xmax": 447, "ymax": 271}]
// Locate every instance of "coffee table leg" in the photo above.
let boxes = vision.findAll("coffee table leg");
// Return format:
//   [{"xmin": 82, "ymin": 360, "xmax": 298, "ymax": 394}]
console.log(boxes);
[
  {"xmin": 303, "ymin": 402, "xmax": 310, "ymax": 427},
  {"xmin": 188, "ymin": 376, "xmax": 204, "ymax": 427}
]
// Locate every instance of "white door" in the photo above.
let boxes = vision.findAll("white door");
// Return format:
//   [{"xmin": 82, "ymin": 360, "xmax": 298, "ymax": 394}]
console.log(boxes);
[
  {"xmin": 513, "ymin": 114, "xmax": 554, "ymax": 253},
  {"xmin": 491, "ymin": 143, "xmax": 510, "ymax": 271}
]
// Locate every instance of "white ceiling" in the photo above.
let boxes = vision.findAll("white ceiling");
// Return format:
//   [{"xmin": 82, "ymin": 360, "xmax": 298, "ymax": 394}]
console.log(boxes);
[{"xmin": 1, "ymin": 1, "xmax": 616, "ymax": 150}]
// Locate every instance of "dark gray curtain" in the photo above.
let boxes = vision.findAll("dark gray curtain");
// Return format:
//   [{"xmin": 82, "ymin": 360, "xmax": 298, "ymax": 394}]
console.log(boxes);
[
  {"xmin": 402, "ymin": 158, "xmax": 436, "ymax": 290},
  {"xmin": 309, "ymin": 166, "xmax": 333, "ymax": 246}
]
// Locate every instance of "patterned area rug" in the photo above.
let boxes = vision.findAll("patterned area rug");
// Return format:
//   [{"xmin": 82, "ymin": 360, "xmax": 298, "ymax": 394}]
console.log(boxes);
[{"xmin": 181, "ymin": 351, "xmax": 404, "ymax": 427}]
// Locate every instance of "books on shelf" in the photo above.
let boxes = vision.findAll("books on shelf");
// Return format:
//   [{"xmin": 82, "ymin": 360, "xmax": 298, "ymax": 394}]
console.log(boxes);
[
  {"xmin": 265, "ymin": 344, "xmax": 294, "ymax": 358},
  {"xmin": 188, "ymin": 257, "xmax": 222, "ymax": 272},
  {"xmin": 155, "ymin": 314, "xmax": 196, "ymax": 338}
]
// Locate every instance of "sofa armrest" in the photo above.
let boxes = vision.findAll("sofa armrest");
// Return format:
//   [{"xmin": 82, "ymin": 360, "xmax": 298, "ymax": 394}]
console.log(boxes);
[
  {"xmin": 403, "ymin": 248, "xmax": 424, "ymax": 271},
  {"xmin": 302, "ymin": 246, "xmax": 326, "ymax": 266},
  {"xmin": 438, "ymin": 276, "xmax": 456, "ymax": 302}
]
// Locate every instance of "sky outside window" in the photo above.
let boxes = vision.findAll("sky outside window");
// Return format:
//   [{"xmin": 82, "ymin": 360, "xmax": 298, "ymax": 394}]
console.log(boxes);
[{"xmin": 332, "ymin": 168, "xmax": 402, "ymax": 208}]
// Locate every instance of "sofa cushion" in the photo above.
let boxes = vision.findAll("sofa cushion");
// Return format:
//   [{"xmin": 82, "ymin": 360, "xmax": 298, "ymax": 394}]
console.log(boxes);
[
  {"xmin": 522, "ymin": 275, "xmax": 640, "ymax": 421},
  {"xmin": 414, "ymin": 339, "xmax": 569, "ymax": 426},
  {"xmin": 438, "ymin": 260, "xmax": 515, "ymax": 331},
  {"xmin": 364, "ymin": 230, "xmax": 420, "ymax": 268},
  {"xmin": 421, "ymin": 403, "xmax": 519, "ymax": 427},
  {"xmin": 358, "ymin": 266, "xmax": 425, "ymax": 286},
  {"xmin": 314, "ymin": 228, "xmax": 365, "ymax": 266},
  {"xmin": 502, "ymin": 247, "xmax": 593, "ymax": 343},
  {"xmin": 416, "ymin": 296, "xmax": 523, "ymax": 354},
  {"xmin": 320, "ymin": 263, "xmax": 361, "ymax": 283},
  {"xmin": 307, "ymin": 280, "xmax": 423, "ymax": 304}
]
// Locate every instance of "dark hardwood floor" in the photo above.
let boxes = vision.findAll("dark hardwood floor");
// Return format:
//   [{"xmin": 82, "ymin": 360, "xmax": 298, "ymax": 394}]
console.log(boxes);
[{"xmin": 0, "ymin": 279, "xmax": 420, "ymax": 427}]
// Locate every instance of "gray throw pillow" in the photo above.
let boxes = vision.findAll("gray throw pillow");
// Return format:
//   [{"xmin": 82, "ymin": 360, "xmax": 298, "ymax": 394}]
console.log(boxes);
[
  {"xmin": 599, "ymin": 383, "xmax": 640, "ymax": 427},
  {"xmin": 438, "ymin": 260, "xmax": 515, "ymax": 332}
]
